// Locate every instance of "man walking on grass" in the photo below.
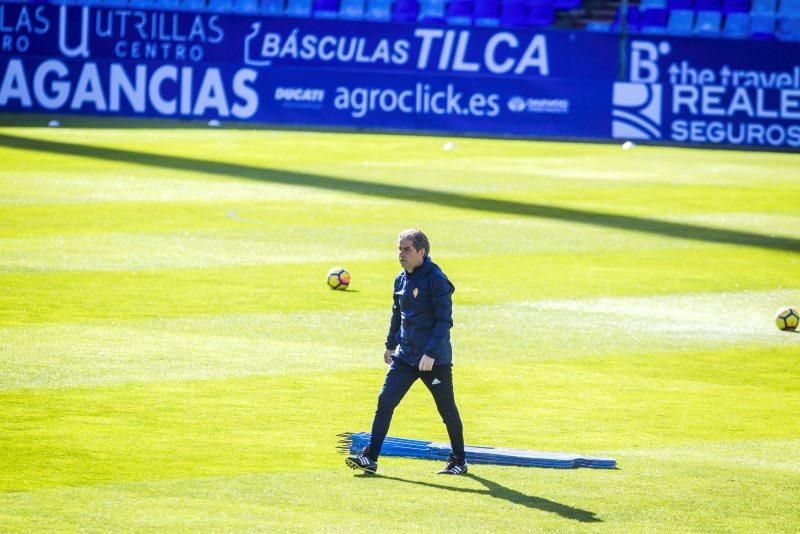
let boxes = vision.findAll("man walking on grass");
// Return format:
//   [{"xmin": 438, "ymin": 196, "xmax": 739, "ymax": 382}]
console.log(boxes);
[{"xmin": 346, "ymin": 229, "xmax": 468, "ymax": 475}]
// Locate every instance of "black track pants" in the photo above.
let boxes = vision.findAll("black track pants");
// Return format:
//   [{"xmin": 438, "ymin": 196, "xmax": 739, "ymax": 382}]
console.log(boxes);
[{"xmin": 367, "ymin": 358, "xmax": 464, "ymax": 461}]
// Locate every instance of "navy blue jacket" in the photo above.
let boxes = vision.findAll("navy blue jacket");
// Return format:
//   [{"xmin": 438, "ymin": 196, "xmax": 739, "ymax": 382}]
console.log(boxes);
[{"xmin": 385, "ymin": 256, "xmax": 455, "ymax": 366}]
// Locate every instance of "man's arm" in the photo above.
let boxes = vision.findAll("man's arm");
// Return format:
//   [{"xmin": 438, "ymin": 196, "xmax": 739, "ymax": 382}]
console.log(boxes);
[
  {"xmin": 422, "ymin": 274, "xmax": 455, "ymax": 361},
  {"xmin": 384, "ymin": 285, "xmax": 401, "ymax": 360}
]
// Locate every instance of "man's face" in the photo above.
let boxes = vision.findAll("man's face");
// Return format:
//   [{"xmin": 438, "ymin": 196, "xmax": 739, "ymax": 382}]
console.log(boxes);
[{"xmin": 398, "ymin": 238, "xmax": 425, "ymax": 272}]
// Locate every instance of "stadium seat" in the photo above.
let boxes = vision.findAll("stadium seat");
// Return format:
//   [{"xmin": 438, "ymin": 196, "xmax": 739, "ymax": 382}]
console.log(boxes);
[
  {"xmin": 776, "ymin": 15, "xmax": 800, "ymax": 37},
  {"xmin": 722, "ymin": 11, "xmax": 751, "ymax": 34},
  {"xmin": 667, "ymin": 0, "xmax": 693, "ymax": 9},
  {"xmin": 694, "ymin": 0, "xmax": 721, "ymax": 10},
  {"xmin": 260, "ymin": 0, "xmax": 285, "ymax": 14},
  {"xmin": 612, "ymin": 5, "xmax": 642, "ymax": 31},
  {"xmin": 313, "ymin": 0, "xmax": 340, "ymax": 17},
  {"xmin": 750, "ymin": 12, "xmax": 777, "ymax": 35},
  {"xmin": 158, "ymin": 0, "xmax": 182, "ymax": 9},
  {"xmin": 473, "ymin": 0, "xmax": 500, "ymax": 24},
  {"xmin": 393, "ymin": 0, "xmax": 420, "ymax": 21},
  {"xmin": 419, "ymin": 0, "xmax": 446, "ymax": 13},
  {"xmin": 640, "ymin": 0, "xmax": 666, "ymax": 10},
  {"xmin": 779, "ymin": 0, "xmax": 800, "ymax": 14},
  {"xmin": 526, "ymin": 0, "xmax": 555, "ymax": 25},
  {"xmin": 103, "ymin": 0, "xmax": 130, "ymax": 7},
  {"xmin": 666, "ymin": 7, "xmax": 694, "ymax": 31},
  {"xmin": 445, "ymin": 0, "xmax": 473, "ymax": 24},
  {"xmin": 129, "ymin": 0, "xmax": 156, "ymax": 6},
  {"xmin": 553, "ymin": 0, "xmax": 581, "ymax": 10},
  {"xmin": 180, "ymin": 0, "xmax": 205, "ymax": 9},
  {"xmin": 207, "ymin": 0, "xmax": 234, "ymax": 11},
  {"xmin": 285, "ymin": 0, "xmax": 312, "ymax": 16},
  {"xmin": 749, "ymin": 0, "xmax": 776, "ymax": 13},
  {"xmin": 339, "ymin": 0, "xmax": 366, "ymax": 18},
  {"xmin": 585, "ymin": 20, "xmax": 613, "ymax": 30},
  {"xmin": 499, "ymin": 0, "xmax": 527, "ymax": 26},
  {"xmin": 640, "ymin": 0, "xmax": 668, "ymax": 31},
  {"xmin": 234, "ymin": 0, "xmax": 259, "ymax": 11},
  {"xmin": 694, "ymin": 9, "xmax": 722, "ymax": 33},
  {"xmin": 418, "ymin": 0, "xmax": 445, "ymax": 15},
  {"xmin": 641, "ymin": 11, "xmax": 668, "ymax": 30},
  {"xmin": 722, "ymin": 0, "xmax": 749, "ymax": 12},
  {"xmin": 418, "ymin": 3, "xmax": 446, "ymax": 23},
  {"xmin": 365, "ymin": 0, "xmax": 392, "ymax": 20}
]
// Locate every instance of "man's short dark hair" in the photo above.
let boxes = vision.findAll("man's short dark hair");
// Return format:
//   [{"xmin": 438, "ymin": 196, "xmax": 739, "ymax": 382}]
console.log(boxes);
[{"xmin": 398, "ymin": 228, "xmax": 430, "ymax": 257}]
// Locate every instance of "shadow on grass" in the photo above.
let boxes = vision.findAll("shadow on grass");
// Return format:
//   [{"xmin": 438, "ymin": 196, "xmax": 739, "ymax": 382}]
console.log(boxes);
[
  {"xmin": 357, "ymin": 472, "xmax": 601, "ymax": 523},
  {"xmin": 2, "ymin": 133, "xmax": 798, "ymax": 254}
]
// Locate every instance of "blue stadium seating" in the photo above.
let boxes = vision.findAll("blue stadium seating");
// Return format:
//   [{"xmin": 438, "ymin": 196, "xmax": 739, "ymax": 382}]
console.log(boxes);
[
  {"xmin": 585, "ymin": 20, "xmax": 613, "ymax": 30},
  {"xmin": 37, "ymin": 0, "xmax": 800, "ymax": 38},
  {"xmin": 338, "ymin": 0, "xmax": 366, "ymax": 18},
  {"xmin": 207, "ymin": 0, "xmax": 233, "ymax": 11},
  {"xmin": 554, "ymin": 0, "xmax": 581, "ymax": 9},
  {"xmin": 750, "ymin": 12, "xmax": 776, "ymax": 35},
  {"xmin": 695, "ymin": 9, "xmax": 722, "ymax": 34},
  {"xmin": 365, "ymin": 0, "xmax": 393, "ymax": 20},
  {"xmin": 750, "ymin": 0, "xmax": 776, "ymax": 13},
  {"xmin": 179, "ymin": 0, "xmax": 205, "ymax": 9},
  {"xmin": 695, "ymin": 0, "xmax": 722, "ymax": 11},
  {"xmin": 641, "ymin": 0, "xmax": 666, "ymax": 10},
  {"xmin": 313, "ymin": 0, "xmax": 340, "ymax": 17},
  {"xmin": 779, "ymin": 0, "xmax": 800, "ymax": 14},
  {"xmin": 234, "ymin": 0, "xmax": 258, "ymax": 11},
  {"xmin": 417, "ymin": 0, "xmax": 445, "ymax": 21},
  {"xmin": 612, "ymin": 4, "xmax": 641, "ymax": 31},
  {"xmin": 393, "ymin": 0, "xmax": 420, "ymax": 22},
  {"xmin": 666, "ymin": 8, "xmax": 695, "ymax": 32},
  {"xmin": 640, "ymin": 0, "xmax": 668, "ymax": 32},
  {"xmin": 499, "ymin": 0, "xmax": 527, "ymax": 26},
  {"xmin": 641, "ymin": 13, "xmax": 668, "ymax": 31},
  {"xmin": 445, "ymin": 0, "xmax": 473, "ymax": 24},
  {"xmin": 260, "ymin": 0, "xmax": 285, "ymax": 14},
  {"xmin": 722, "ymin": 0, "xmax": 749, "ymax": 13},
  {"xmin": 722, "ymin": 11, "xmax": 751, "ymax": 34},
  {"xmin": 777, "ymin": 15, "xmax": 800, "ymax": 37},
  {"xmin": 527, "ymin": 0, "xmax": 555, "ymax": 25},
  {"xmin": 285, "ymin": 0, "xmax": 312, "ymax": 16},
  {"xmin": 473, "ymin": 0, "xmax": 500, "ymax": 25}
]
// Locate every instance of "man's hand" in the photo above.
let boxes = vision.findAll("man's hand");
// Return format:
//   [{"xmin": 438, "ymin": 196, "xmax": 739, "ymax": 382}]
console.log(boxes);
[
  {"xmin": 418, "ymin": 355, "xmax": 435, "ymax": 372},
  {"xmin": 384, "ymin": 349, "xmax": 394, "ymax": 364}
]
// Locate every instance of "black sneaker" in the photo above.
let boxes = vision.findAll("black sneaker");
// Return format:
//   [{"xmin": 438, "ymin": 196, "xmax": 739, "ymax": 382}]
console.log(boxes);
[
  {"xmin": 346, "ymin": 453, "xmax": 378, "ymax": 474},
  {"xmin": 436, "ymin": 454, "xmax": 468, "ymax": 475}
]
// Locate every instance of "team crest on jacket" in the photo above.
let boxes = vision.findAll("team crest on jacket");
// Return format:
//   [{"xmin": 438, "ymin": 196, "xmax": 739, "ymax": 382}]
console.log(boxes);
[{"xmin": 413, "ymin": 288, "xmax": 419, "ymax": 298}]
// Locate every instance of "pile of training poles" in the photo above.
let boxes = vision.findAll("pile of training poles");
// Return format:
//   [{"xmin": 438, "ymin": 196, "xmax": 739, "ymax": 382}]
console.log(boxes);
[{"xmin": 338, "ymin": 432, "xmax": 616, "ymax": 469}]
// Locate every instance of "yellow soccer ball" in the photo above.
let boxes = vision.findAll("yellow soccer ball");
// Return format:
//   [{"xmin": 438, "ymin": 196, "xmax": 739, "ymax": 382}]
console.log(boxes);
[
  {"xmin": 775, "ymin": 306, "xmax": 799, "ymax": 332},
  {"xmin": 326, "ymin": 267, "xmax": 351, "ymax": 290}
]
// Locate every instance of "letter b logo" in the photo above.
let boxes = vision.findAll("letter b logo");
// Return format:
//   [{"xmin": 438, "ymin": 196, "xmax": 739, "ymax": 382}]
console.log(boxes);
[{"xmin": 630, "ymin": 41, "xmax": 660, "ymax": 83}]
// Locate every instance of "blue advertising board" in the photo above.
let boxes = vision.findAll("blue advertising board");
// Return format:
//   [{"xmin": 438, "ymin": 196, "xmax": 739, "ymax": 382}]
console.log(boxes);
[
  {"xmin": 0, "ymin": 2, "xmax": 798, "ymax": 149},
  {"xmin": 612, "ymin": 38, "xmax": 800, "ymax": 148}
]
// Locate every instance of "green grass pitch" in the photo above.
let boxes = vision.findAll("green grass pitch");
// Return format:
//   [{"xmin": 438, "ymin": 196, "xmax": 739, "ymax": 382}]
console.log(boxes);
[{"xmin": 1, "ymin": 120, "xmax": 799, "ymax": 531}]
